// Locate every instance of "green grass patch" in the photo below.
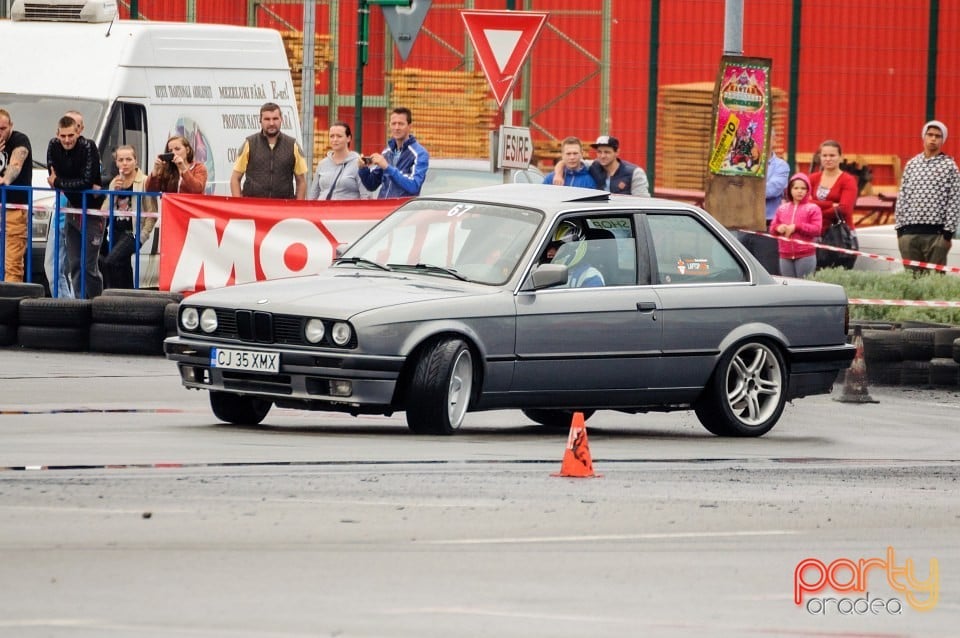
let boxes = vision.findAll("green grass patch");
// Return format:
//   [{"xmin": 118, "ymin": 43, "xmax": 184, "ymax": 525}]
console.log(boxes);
[{"xmin": 810, "ymin": 268, "xmax": 960, "ymax": 324}]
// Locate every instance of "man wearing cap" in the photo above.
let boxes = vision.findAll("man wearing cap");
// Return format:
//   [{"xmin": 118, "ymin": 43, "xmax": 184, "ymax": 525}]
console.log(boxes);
[
  {"xmin": 587, "ymin": 135, "xmax": 650, "ymax": 197},
  {"xmin": 894, "ymin": 120, "xmax": 959, "ymax": 272}
]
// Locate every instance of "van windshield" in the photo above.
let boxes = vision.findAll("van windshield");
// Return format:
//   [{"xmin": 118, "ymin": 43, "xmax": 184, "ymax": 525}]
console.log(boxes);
[{"xmin": 0, "ymin": 94, "xmax": 106, "ymax": 168}]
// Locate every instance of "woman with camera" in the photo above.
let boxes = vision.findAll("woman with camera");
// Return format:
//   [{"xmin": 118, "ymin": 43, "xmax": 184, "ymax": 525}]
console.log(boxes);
[
  {"xmin": 99, "ymin": 145, "xmax": 157, "ymax": 289},
  {"xmin": 145, "ymin": 135, "xmax": 208, "ymax": 195},
  {"xmin": 308, "ymin": 121, "xmax": 368, "ymax": 200}
]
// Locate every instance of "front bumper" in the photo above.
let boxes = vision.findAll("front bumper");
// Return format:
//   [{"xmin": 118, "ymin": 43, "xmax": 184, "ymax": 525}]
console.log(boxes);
[{"xmin": 164, "ymin": 336, "xmax": 406, "ymax": 412}]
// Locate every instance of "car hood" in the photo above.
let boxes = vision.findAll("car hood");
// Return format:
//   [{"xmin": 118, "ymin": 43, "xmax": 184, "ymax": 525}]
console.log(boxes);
[{"xmin": 183, "ymin": 269, "xmax": 502, "ymax": 318}]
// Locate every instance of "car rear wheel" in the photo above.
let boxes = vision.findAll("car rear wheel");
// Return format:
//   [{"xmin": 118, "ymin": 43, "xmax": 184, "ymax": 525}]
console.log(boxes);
[
  {"xmin": 406, "ymin": 338, "xmax": 473, "ymax": 435},
  {"xmin": 694, "ymin": 340, "xmax": 787, "ymax": 437},
  {"xmin": 209, "ymin": 391, "xmax": 272, "ymax": 425},
  {"xmin": 522, "ymin": 408, "xmax": 595, "ymax": 432}
]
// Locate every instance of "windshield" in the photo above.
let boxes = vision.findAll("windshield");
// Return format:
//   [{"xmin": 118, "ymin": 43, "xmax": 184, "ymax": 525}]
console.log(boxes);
[
  {"xmin": 0, "ymin": 94, "xmax": 106, "ymax": 172},
  {"xmin": 341, "ymin": 199, "xmax": 544, "ymax": 285}
]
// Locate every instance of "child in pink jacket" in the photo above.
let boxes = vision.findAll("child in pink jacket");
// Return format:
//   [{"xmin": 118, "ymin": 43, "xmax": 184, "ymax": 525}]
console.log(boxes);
[{"xmin": 770, "ymin": 173, "xmax": 823, "ymax": 278}]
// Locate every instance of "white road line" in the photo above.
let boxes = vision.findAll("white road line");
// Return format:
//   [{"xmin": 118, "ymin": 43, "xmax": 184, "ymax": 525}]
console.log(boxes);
[{"xmin": 419, "ymin": 529, "xmax": 799, "ymax": 544}]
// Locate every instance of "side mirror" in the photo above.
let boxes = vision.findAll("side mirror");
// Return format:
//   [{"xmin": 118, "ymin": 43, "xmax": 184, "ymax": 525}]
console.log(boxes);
[{"xmin": 528, "ymin": 263, "xmax": 568, "ymax": 290}]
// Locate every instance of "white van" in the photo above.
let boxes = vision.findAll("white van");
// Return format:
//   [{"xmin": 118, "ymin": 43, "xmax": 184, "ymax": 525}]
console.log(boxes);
[{"xmin": 0, "ymin": 0, "xmax": 303, "ymax": 288}]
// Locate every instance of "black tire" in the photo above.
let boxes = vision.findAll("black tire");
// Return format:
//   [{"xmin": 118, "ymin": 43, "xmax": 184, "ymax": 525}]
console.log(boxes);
[
  {"xmin": 932, "ymin": 328, "xmax": 960, "ymax": 359},
  {"xmin": 0, "ymin": 281, "xmax": 45, "ymax": 298},
  {"xmin": 89, "ymin": 322, "xmax": 166, "ymax": 356},
  {"xmin": 19, "ymin": 298, "xmax": 93, "ymax": 328},
  {"xmin": 928, "ymin": 358, "xmax": 960, "ymax": 387},
  {"xmin": 953, "ymin": 338, "xmax": 960, "ymax": 365},
  {"xmin": 164, "ymin": 302, "xmax": 180, "ymax": 336},
  {"xmin": 694, "ymin": 339, "xmax": 787, "ymax": 437},
  {"xmin": 867, "ymin": 361, "xmax": 902, "ymax": 386},
  {"xmin": 522, "ymin": 408, "xmax": 595, "ymax": 432},
  {"xmin": 861, "ymin": 330, "xmax": 903, "ymax": 363},
  {"xmin": 209, "ymin": 391, "xmax": 271, "ymax": 425},
  {"xmin": 406, "ymin": 338, "xmax": 474, "ymax": 435},
  {"xmin": 900, "ymin": 360, "xmax": 930, "ymax": 387},
  {"xmin": 102, "ymin": 288, "xmax": 184, "ymax": 303},
  {"xmin": 0, "ymin": 323, "xmax": 16, "ymax": 346},
  {"xmin": 92, "ymin": 295, "xmax": 168, "ymax": 324},
  {"xmin": 0, "ymin": 296, "xmax": 22, "ymax": 324},
  {"xmin": 900, "ymin": 328, "xmax": 936, "ymax": 362},
  {"xmin": 17, "ymin": 325, "xmax": 89, "ymax": 351}
]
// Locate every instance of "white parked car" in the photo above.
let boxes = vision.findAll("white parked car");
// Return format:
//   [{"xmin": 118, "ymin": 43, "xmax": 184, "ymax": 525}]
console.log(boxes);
[{"xmin": 853, "ymin": 225, "xmax": 960, "ymax": 272}]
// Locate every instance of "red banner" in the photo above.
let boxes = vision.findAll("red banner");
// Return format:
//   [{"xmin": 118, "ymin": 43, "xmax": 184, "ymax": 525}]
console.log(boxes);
[{"xmin": 159, "ymin": 193, "xmax": 404, "ymax": 293}]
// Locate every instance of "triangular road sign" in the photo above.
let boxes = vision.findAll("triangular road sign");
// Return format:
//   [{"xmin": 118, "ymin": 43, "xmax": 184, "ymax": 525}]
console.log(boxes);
[
  {"xmin": 383, "ymin": 0, "xmax": 432, "ymax": 62},
  {"xmin": 461, "ymin": 10, "xmax": 548, "ymax": 107}
]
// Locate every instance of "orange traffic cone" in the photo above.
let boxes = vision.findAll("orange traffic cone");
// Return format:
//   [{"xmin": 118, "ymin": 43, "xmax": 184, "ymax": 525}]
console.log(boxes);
[
  {"xmin": 552, "ymin": 411, "xmax": 600, "ymax": 478},
  {"xmin": 835, "ymin": 325, "xmax": 879, "ymax": 404}
]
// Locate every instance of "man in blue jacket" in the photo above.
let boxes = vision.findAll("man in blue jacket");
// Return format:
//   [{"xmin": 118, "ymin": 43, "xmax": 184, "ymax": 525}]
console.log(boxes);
[
  {"xmin": 545, "ymin": 136, "xmax": 596, "ymax": 188},
  {"xmin": 359, "ymin": 107, "xmax": 429, "ymax": 198}
]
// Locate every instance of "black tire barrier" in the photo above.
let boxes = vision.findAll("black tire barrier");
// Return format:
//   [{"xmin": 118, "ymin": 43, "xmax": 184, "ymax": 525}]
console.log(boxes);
[
  {"xmin": 900, "ymin": 328, "xmax": 937, "ymax": 362},
  {"xmin": 92, "ymin": 295, "xmax": 169, "ymax": 325},
  {"xmin": 954, "ymin": 338, "xmax": 960, "ymax": 365},
  {"xmin": 932, "ymin": 328, "xmax": 960, "ymax": 359},
  {"xmin": 164, "ymin": 302, "xmax": 179, "ymax": 337},
  {"xmin": 0, "ymin": 296, "xmax": 22, "ymax": 325},
  {"xmin": 89, "ymin": 322, "xmax": 166, "ymax": 356},
  {"xmin": 900, "ymin": 360, "xmax": 931, "ymax": 387},
  {"xmin": 0, "ymin": 323, "xmax": 16, "ymax": 346},
  {"xmin": 862, "ymin": 330, "xmax": 903, "ymax": 363},
  {"xmin": 0, "ymin": 282, "xmax": 45, "ymax": 298},
  {"xmin": 867, "ymin": 361, "xmax": 902, "ymax": 386},
  {"xmin": 17, "ymin": 325, "xmax": 89, "ymax": 351},
  {"xmin": 18, "ymin": 298, "xmax": 93, "ymax": 328},
  {"xmin": 929, "ymin": 358, "xmax": 960, "ymax": 387},
  {"xmin": 101, "ymin": 288, "xmax": 185, "ymax": 303}
]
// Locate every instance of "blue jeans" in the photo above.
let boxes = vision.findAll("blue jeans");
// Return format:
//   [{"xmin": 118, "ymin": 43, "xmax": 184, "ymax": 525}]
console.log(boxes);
[{"xmin": 43, "ymin": 199, "xmax": 73, "ymax": 298}]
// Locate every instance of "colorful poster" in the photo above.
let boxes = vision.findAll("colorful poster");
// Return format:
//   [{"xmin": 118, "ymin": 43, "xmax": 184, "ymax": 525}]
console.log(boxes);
[
  {"xmin": 709, "ymin": 59, "xmax": 771, "ymax": 177},
  {"xmin": 158, "ymin": 193, "xmax": 404, "ymax": 293}
]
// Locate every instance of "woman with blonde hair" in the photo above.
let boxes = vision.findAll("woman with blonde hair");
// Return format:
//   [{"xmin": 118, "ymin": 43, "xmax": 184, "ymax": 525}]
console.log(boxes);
[
  {"xmin": 100, "ymin": 145, "xmax": 157, "ymax": 289},
  {"xmin": 146, "ymin": 135, "xmax": 208, "ymax": 194}
]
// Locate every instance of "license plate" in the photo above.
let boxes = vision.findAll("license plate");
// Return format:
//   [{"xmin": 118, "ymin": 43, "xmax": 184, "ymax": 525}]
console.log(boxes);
[{"xmin": 211, "ymin": 348, "xmax": 280, "ymax": 373}]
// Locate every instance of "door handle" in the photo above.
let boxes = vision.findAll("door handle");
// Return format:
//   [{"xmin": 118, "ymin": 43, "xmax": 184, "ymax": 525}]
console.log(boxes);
[{"xmin": 636, "ymin": 301, "xmax": 657, "ymax": 312}]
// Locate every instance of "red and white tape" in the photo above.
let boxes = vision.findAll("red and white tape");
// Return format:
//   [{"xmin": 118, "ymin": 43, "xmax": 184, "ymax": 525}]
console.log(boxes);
[
  {"xmin": 4, "ymin": 202, "xmax": 160, "ymax": 219},
  {"xmin": 737, "ymin": 228, "xmax": 960, "ymax": 274}
]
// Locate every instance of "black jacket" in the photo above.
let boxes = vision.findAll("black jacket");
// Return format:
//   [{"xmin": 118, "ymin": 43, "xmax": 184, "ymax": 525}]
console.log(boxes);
[{"xmin": 47, "ymin": 136, "xmax": 103, "ymax": 209}]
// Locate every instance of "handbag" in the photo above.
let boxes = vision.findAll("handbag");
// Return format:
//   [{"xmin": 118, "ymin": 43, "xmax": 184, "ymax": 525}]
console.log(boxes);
[{"xmin": 817, "ymin": 210, "xmax": 858, "ymax": 270}]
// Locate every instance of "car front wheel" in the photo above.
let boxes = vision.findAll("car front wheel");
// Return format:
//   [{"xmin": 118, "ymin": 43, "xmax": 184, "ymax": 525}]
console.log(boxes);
[
  {"xmin": 209, "ymin": 391, "xmax": 272, "ymax": 425},
  {"xmin": 406, "ymin": 338, "xmax": 473, "ymax": 435},
  {"xmin": 694, "ymin": 340, "xmax": 787, "ymax": 437}
]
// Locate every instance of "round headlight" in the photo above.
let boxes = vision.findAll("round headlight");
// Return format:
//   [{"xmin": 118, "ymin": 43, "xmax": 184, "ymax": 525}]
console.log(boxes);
[
  {"xmin": 199, "ymin": 308, "xmax": 219, "ymax": 333},
  {"xmin": 304, "ymin": 318, "xmax": 326, "ymax": 344},
  {"xmin": 181, "ymin": 307, "xmax": 199, "ymax": 331},
  {"xmin": 331, "ymin": 321, "xmax": 352, "ymax": 346}
]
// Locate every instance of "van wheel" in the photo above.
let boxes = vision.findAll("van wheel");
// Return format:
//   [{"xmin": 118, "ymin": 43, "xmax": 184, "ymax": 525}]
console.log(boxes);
[
  {"xmin": 406, "ymin": 338, "xmax": 473, "ymax": 435},
  {"xmin": 694, "ymin": 340, "xmax": 787, "ymax": 437},
  {"xmin": 209, "ymin": 391, "xmax": 271, "ymax": 425}
]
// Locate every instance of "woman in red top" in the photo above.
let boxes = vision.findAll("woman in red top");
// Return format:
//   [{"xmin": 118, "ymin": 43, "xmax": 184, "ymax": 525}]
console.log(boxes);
[
  {"xmin": 808, "ymin": 139, "xmax": 858, "ymax": 269},
  {"xmin": 145, "ymin": 135, "xmax": 208, "ymax": 194}
]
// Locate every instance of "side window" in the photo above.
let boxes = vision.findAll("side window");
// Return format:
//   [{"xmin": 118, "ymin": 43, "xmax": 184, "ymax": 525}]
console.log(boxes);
[
  {"xmin": 99, "ymin": 101, "xmax": 147, "ymax": 184},
  {"xmin": 646, "ymin": 214, "xmax": 746, "ymax": 284},
  {"xmin": 544, "ymin": 215, "xmax": 637, "ymax": 287}
]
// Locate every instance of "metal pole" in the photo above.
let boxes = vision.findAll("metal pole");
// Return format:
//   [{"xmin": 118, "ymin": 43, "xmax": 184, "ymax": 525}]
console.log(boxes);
[
  {"xmin": 599, "ymin": 0, "xmax": 611, "ymax": 132},
  {"xmin": 130, "ymin": 0, "xmax": 138, "ymax": 19},
  {"xmin": 301, "ymin": 0, "xmax": 317, "ymax": 178},
  {"xmin": 645, "ymin": 0, "xmax": 661, "ymax": 189},
  {"xmin": 355, "ymin": 0, "xmax": 370, "ymax": 152},
  {"xmin": 723, "ymin": 0, "xmax": 743, "ymax": 55},
  {"xmin": 787, "ymin": 0, "xmax": 801, "ymax": 168},
  {"xmin": 925, "ymin": 0, "xmax": 940, "ymax": 121}
]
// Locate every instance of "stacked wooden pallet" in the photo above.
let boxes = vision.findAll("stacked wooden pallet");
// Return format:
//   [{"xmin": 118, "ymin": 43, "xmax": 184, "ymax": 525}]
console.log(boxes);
[
  {"xmin": 655, "ymin": 82, "xmax": 787, "ymax": 190},
  {"xmin": 280, "ymin": 31, "xmax": 334, "ymax": 162},
  {"xmin": 388, "ymin": 69, "xmax": 496, "ymax": 159}
]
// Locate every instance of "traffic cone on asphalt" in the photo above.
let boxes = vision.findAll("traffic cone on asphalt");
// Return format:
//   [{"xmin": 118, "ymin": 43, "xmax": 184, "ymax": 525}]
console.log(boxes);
[
  {"xmin": 835, "ymin": 325, "xmax": 879, "ymax": 404},
  {"xmin": 552, "ymin": 412, "xmax": 600, "ymax": 478}
]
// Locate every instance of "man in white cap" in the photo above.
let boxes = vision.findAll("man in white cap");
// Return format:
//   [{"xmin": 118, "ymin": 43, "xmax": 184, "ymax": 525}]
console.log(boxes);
[
  {"xmin": 587, "ymin": 135, "xmax": 650, "ymax": 197},
  {"xmin": 894, "ymin": 120, "xmax": 959, "ymax": 272}
]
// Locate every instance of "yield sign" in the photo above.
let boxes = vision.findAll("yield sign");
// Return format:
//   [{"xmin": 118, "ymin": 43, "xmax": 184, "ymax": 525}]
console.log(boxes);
[
  {"xmin": 382, "ymin": 0, "xmax": 432, "ymax": 62},
  {"xmin": 461, "ymin": 10, "xmax": 548, "ymax": 107}
]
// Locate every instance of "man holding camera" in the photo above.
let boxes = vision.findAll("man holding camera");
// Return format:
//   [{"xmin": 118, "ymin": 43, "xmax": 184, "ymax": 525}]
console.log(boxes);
[
  {"xmin": 359, "ymin": 106, "xmax": 429, "ymax": 198},
  {"xmin": 230, "ymin": 102, "xmax": 307, "ymax": 200}
]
